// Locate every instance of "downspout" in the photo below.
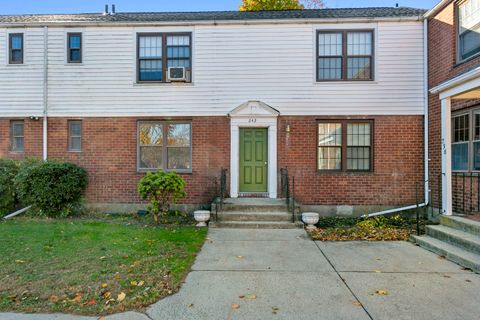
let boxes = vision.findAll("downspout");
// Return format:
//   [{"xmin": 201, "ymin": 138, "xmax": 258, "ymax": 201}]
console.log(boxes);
[
  {"xmin": 423, "ymin": 18, "xmax": 429, "ymax": 208},
  {"xmin": 42, "ymin": 26, "xmax": 48, "ymax": 160},
  {"xmin": 364, "ymin": 17, "xmax": 429, "ymax": 218}
]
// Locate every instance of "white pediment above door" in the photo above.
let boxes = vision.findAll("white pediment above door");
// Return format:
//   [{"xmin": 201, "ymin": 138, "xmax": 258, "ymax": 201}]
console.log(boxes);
[{"xmin": 228, "ymin": 100, "xmax": 280, "ymax": 117}]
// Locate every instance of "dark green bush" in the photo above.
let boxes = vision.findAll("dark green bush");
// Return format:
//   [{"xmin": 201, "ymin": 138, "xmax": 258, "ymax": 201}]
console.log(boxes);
[
  {"xmin": 14, "ymin": 160, "xmax": 88, "ymax": 217},
  {"xmin": 138, "ymin": 170, "xmax": 186, "ymax": 224},
  {"xmin": 0, "ymin": 159, "xmax": 19, "ymax": 216}
]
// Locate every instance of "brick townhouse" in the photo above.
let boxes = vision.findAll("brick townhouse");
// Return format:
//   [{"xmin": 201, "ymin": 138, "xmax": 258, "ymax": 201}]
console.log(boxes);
[
  {"xmin": 0, "ymin": 7, "xmax": 428, "ymax": 215},
  {"xmin": 426, "ymin": 0, "xmax": 480, "ymax": 216}
]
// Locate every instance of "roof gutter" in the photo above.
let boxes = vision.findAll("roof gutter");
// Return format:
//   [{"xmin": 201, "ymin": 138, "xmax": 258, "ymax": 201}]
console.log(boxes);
[
  {"xmin": 430, "ymin": 66, "xmax": 480, "ymax": 94},
  {"xmin": 0, "ymin": 15, "xmax": 425, "ymax": 28},
  {"xmin": 424, "ymin": 0, "xmax": 449, "ymax": 18}
]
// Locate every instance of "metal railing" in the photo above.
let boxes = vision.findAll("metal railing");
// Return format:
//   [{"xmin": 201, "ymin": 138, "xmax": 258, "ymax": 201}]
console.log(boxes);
[
  {"xmin": 452, "ymin": 172, "xmax": 480, "ymax": 215},
  {"xmin": 280, "ymin": 167, "xmax": 296, "ymax": 223},
  {"xmin": 214, "ymin": 168, "xmax": 228, "ymax": 222}
]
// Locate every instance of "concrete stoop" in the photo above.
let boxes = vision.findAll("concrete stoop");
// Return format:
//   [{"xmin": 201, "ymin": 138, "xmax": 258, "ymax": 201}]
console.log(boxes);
[
  {"xmin": 412, "ymin": 216, "xmax": 480, "ymax": 273},
  {"xmin": 210, "ymin": 198, "xmax": 303, "ymax": 229}
]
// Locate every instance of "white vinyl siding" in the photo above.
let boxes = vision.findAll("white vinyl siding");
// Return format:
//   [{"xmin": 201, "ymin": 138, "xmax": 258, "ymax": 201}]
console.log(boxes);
[{"xmin": 0, "ymin": 21, "xmax": 425, "ymax": 117}]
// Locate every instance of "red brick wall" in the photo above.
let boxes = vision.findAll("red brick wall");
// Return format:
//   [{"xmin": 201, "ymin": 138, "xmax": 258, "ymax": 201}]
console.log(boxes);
[
  {"xmin": 278, "ymin": 115, "xmax": 424, "ymax": 206},
  {"xmin": 428, "ymin": 0, "xmax": 480, "ymax": 208},
  {"xmin": 1, "ymin": 117, "xmax": 230, "ymax": 206}
]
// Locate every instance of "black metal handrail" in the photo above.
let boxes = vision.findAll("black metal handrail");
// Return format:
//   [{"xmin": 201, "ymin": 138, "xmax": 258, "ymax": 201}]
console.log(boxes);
[
  {"xmin": 280, "ymin": 167, "xmax": 296, "ymax": 223},
  {"xmin": 452, "ymin": 172, "xmax": 480, "ymax": 215},
  {"xmin": 214, "ymin": 168, "xmax": 228, "ymax": 222}
]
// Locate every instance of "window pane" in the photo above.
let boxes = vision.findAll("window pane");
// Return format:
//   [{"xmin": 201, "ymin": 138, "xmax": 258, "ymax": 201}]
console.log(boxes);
[
  {"xmin": 318, "ymin": 57, "xmax": 342, "ymax": 80},
  {"xmin": 452, "ymin": 143, "xmax": 469, "ymax": 171},
  {"xmin": 13, "ymin": 137, "xmax": 24, "ymax": 151},
  {"xmin": 347, "ymin": 147, "xmax": 370, "ymax": 170},
  {"xmin": 12, "ymin": 50, "xmax": 22, "ymax": 62},
  {"xmin": 167, "ymin": 124, "xmax": 190, "ymax": 146},
  {"xmin": 474, "ymin": 141, "xmax": 480, "ymax": 170},
  {"xmin": 475, "ymin": 113, "xmax": 480, "ymax": 140},
  {"xmin": 139, "ymin": 124, "xmax": 163, "ymax": 145},
  {"xmin": 140, "ymin": 146, "xmax": 163, "ymax": 169},
  {"xmin": 139, "ymin": 60, "xmax": 162, "ymax": 81},
  {"xmin": 453, "ymin": 114, "xmax": 469, "ymax": 143},
  {"xmin": 347, "ymin": 57, "xmax": 371, "ymax": 80},
  {"xmin": 460, "ymin": 27, "xmax": 480, "ymax": 60},
  {"xmin": 167, "ymin": 147, "xmax": 191, "ymax": 169},
  {"xmin": 139, "ymin": 36, "xmax": 162, "ymax": 58},
  {"xmin": 347, "ymin": 123, "xmax": 371, "ymax": 146},
  {"xmin": 69, "ymin": 121, "xmax": 81, "ymax": 136},
  {"xmin": 319, "ymin": 123, "xmax": 342, "ymax": 146},
  {"xmin": 11, "ymin": 35, "xmax": 22, "ymax": 49},
  {"xmin": 347, "ymin": 32, "xmax": 372, "ymax": 55},
  {"xmin": 69, "ymin": 35, "xmax": 81, "ymax": 49},
  {"xmin": 70, "ymin": 49, "xmax": 81, "ymax": 62},
  {"xmin": 318, "ymin": 33, "xmax": 342, "ymax": 56},
  {"xmin": 167, "ymin": 46, "xmax": 190, "ymax": 58},
  {"xmin": 167, "ymin": 59, "xmax": 191, "ymax": 68},
  {"xmin": 167, "ymin": 36, "xmax": 190, "ymax": 46},
  {"xmin": 318, "ymin": 147, "xmax": 341, "ymax": 170},
  {"xmin": 70, "ymin": 137, "xmax": 81, "ymax": 151},
  {"xmin": 12, "ymin": 123, "xmax": 24, "ymax": 137}
]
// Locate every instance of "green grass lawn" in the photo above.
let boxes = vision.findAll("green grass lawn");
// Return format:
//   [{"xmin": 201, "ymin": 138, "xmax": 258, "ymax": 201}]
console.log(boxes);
[{"xmin": 0, "ymin": 217, "xmax": 207, "ymax": 315}]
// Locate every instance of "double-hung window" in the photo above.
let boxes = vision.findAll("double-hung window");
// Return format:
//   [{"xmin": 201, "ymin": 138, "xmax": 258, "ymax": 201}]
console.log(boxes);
[
  {"xmin": 10, "ymin": 120, "xmax": 24, "ymax": 152},
  {"xmin": 317, "ymin": 30, "xmax": 374, "ymax": 81},
  {"xmin": 318, "ymin": 120, "xmax": 373, "ymax": 171},
  {"xmin": 451, "ymin": 108, "xmax": 480, "ymax": 171},
  {"xmin": 9, "ymin": 33, "xmax": 23, "ymax": 64},
  {"xmin": 457, "ymin": 0, "xmax": 480, "ymax": 62},
  {"xmin": 138, "ymin": 122, "xmax": 192, "ymax": 172},
  {"xmin": 137, "ymin": 33, "xmax": 192, "ymax": 83},
  {"xmin": 68, "ymin": 120, "xmax": 82, "ymax": 151},
  {"xmin": 67, "ymin": 33, "xmax": 82, "ymax": 63}
]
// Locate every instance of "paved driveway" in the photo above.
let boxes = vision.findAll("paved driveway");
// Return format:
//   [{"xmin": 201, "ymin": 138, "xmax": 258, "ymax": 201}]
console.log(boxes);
[{"xmin": 2, "ymin": 229, "xmax": 480, "ymax": 320}]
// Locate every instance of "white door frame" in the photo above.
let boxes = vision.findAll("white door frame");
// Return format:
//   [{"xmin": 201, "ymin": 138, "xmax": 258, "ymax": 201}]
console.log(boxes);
[{"xmin": 229, "ymin": 101, "xmax": 279, "ymax": 198}]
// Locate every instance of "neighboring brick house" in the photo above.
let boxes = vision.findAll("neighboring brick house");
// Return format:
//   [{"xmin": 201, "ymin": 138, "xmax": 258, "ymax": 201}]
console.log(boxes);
[
  {"xmin": 426, "ymin": 0, "xmax": 480, "ymax": 216},
  {"xmin": 0, "ymin": 7, "xmax": 428, "ymax": 214}
]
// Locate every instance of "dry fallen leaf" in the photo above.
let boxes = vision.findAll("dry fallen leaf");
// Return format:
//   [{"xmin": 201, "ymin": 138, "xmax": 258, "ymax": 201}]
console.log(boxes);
[
  {"xmin": 130, "ymin": 280, "xmax": 138, "ymax": 286},
  {"xmin": 375, "ymin": 290, "xmax": 388, "ymax": 295},
  {"xmin": 352, "ymin": 301, "xmax": 362, "ymax": 306},
  {"xmin": 117, "ymin": 292, "xmax": 126, "ymax": 302},
  {"xmin": 231, "ymin": 303, "xmax": 240, "ymax": 309},
  {"xmin": 48, "ymin": 295, "xmax": 59, "ymax": 303},
  {"xmin": 244, "ymin": 294, "xmax": 257, "ymax": 299},
  {"xmin": 137, "ymin": 281, "xmax": 145, "ymax": 287},
  {"xmin": 102, "ymin": 291, "xmax": 112, "ymax": 300},
  {"xmin": 373, "ymin": 270, "xmax": 381, "ymax": 273},
  {"xmin": 101, "ymin": 283, "xmax": 108, "ymax": 288},
  {"xmin": 70, "ymin": 294, "xmax": 82, "ymax": 303},
  {"xmin": 465, "ymin": 279, "xmax": 472, "ymax": 283},
  {"xmin": 15, "ymin": 259, "xmax": 25, "ymax": 264},
  {"xmin": 237, "ymin": 256, "xmax": 244, "ymax": 259}
]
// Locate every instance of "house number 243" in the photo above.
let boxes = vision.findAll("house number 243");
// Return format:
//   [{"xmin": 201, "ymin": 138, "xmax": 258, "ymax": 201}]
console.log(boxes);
[{"xmin": 248, "ymin": 118, "xmax": 257, "ymax": 123}]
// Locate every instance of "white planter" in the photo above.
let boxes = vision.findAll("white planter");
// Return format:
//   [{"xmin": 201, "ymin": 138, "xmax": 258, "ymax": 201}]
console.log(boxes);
[
  {"xmin": 194, "ymin": 210, "xmax": 210, "ymax": 227},
  {"xmin": 302, "ymin": 212, "xmax": 319, "ymax": 230}
]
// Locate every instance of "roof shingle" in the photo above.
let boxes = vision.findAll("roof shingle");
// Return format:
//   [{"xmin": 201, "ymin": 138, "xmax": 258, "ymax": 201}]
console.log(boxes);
[{"xmin": 0, "ymin": 7, "xmax": 427, "ymax": 25}]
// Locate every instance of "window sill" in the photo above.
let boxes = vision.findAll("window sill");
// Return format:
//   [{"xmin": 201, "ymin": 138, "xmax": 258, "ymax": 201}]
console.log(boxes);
[
  {"xmin": 64, "ymin": 63, "xmax": 84, "ymax": 66},
  {"xmin": 316, "ymin": 170, "xmax": 374, "ymax": 175},
  {"xmin": 134, "ymin": 82, "xmax": 194, "ymax": 87},
  {"xmin": 455, "ymin": 52, "xmax": 480, "ymax": 68},
  {"xmin": 137, "ymin": 169, "xmax": 192, "ymax": 174},
  {"xmin": 67, "ymin": 150, "xmax": 82, "ymax": 153},
  {"xmin": 314, "ymin": 80, "xmax": 377, "ymax": 85}
]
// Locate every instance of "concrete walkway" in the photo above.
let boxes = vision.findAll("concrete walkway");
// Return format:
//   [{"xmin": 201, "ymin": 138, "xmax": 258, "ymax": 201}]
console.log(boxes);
[{"xmin": 2, "ymin": 229, "xmax": 480, "ymax": 320}]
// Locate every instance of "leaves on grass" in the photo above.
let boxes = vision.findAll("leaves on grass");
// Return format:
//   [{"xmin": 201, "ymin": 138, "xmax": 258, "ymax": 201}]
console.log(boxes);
[{"xmin": 117, "ymin": 292, "xmax": 126, "ymax": 302}]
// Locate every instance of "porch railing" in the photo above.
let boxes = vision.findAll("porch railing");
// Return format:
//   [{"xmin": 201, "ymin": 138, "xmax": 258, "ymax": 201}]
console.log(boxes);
[{"xmin": 452, "ymin": 172, "xmax": 480, "ymax": 215}]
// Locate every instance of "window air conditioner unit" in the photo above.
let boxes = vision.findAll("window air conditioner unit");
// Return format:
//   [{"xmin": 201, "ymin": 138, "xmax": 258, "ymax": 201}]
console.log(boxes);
[{"xmin": 168, "ymin": 67, "xmax": 186, "ymax": 82}]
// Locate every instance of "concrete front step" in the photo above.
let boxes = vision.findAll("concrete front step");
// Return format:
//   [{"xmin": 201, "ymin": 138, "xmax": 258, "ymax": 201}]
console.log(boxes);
[
  {"xmin": 217, "ymin": 211, "xmax": 294, "ymax": 222},
  {"xmin": 426, "ymin": 225, "xmax": 480, "ymax": 255},
  {"xmin": 440, "ymin": 215, "xmax": 480, "ymax": 236},
  {"xmin": 209, "ymin": 221, "xmax": 304, "ymax": 229},
  {"xmin": 412, "ymin": 235, "xmax": 480, "ymax": 273}
]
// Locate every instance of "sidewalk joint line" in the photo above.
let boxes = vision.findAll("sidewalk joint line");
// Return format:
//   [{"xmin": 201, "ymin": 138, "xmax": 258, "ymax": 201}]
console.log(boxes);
[{"xmin": 314, "ymin": 241, "xmax": 375, "ymax": 320}]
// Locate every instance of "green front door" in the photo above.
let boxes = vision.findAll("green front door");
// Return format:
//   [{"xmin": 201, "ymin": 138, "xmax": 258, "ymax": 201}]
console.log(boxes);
[{"xmin": 239, "ymin": 128, "xmax": 268, "ymax": 192}]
